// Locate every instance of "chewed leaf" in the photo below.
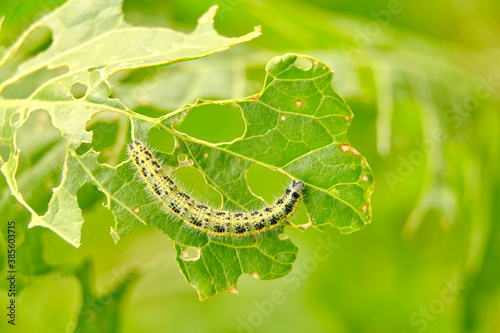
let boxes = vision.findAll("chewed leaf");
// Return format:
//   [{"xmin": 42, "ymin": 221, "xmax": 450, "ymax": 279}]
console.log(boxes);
[
  {"xmin": 0, "ymin": 0, "xmax": 374, "ymax": 300},
  {"xmin": 109, "ymin": 54, "xmax": 374, "ymax": 299},
  {"xmin": 151, "ymin": 54, "xmax": 374, "ymax": 231},
  {"xmin": 230, "ymin": 55, "xmax": 374, "ymax": 233},
  {"xmin": 0, "ymin": 0, "xmax": 260, "ymax": 247},
  {"xmin": 3, "ymin": 0, "xmax": 260, "ymax": 94}
]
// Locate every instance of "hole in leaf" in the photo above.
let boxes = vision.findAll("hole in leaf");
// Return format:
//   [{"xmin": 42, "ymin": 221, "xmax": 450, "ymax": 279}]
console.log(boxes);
[
  {"xmin": 173, "ymin": 103, "xmax": 245, "ymax": 144},
  {"xmin": 76, "ymin": 183, "xmax": 115, "ymax": 246},
  {"xmin": 180, "ymin": 247, "xmax": 201, "ymax": 261},
  {"xmin": 148, "ymin": 127, "xmax": 175, "ymax": 154},
  {"xmin": 172, "ymin": 166, "xmax": 222, "ymax": 208},
  {"xmin": 16, "ymin": 109, "xmax": 67, "ymax": 216},
  {"xmin": 178, "ymin": 153, "xmax": 188, "ymax": 163},
  {"xmin": 77, "ymin": 183, "xmax": 105, "ymax": 211},
  {"xmin": 75, "ymin": 142, "xmax": 93, "ymax": 155},
  {"xmin": 246, "ymin": 164, "xmax": 289, "ymax": 202},
  {"xmin": 17, "ymin": 26, "xmax": 53, "ymax": 58},
  {"xmin": 85, "ymin": 111, "xmax": 130, "ymax": 166},
  {"xmin": 290, "ymin": 203, "xmax": 308, "ymax": 227},
  {"xmin": 246, "ymin": 164, "xmax": 309, "ymax": 226},
  {"xmin": 70, "ymin": 82, "xmax": 88, "ymax": 99},
  {"xmin": 294, "ymin": 57, "xmax": 313, "ymax": 70}
]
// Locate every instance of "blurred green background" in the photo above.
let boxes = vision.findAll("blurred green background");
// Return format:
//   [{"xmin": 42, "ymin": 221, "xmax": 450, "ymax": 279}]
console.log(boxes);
[{"xmin": 1, "ymin": 0, "xmax": 499, "ymax": 332}]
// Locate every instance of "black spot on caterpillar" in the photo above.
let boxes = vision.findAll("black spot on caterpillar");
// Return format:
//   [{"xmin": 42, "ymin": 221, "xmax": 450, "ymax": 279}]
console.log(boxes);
[{"xmin": 128, "ymin": 141, "xmax": 305, "ymax": 238}]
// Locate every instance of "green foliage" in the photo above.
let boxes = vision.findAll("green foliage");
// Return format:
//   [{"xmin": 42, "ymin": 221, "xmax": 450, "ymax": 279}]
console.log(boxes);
[
  {"xmin": 0, "ymin": 0, "xmax": 372, "ymax": 300},
  {"xmin": 75, "ymin": 260, "xmax": 138, "ymax": 333},
  {"xmin": 2, "ymin": 0, "xmax": 497, "ymax": 332},
  {"xmin": 0, "ymin": 0, "xmax": 259, "ymax": 246}
]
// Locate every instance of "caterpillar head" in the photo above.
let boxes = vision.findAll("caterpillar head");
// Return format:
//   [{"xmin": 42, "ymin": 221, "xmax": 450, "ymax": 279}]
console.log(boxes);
[{"xmin": 289, "ymin": 180, "xmax": 305, "ymax": 192}]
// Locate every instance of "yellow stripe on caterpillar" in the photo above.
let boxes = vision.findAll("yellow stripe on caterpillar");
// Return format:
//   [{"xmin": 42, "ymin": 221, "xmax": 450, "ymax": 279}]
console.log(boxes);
[{"xmin": 128, "ymin": 141, "xmax": 304, "ymax": 238}]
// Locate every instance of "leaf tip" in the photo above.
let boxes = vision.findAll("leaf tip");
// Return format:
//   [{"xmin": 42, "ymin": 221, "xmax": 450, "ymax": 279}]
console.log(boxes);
[
  {"xmin": 110, "ymin": 227, "xmax": 121, "ymax": 244},
  {"xmin": 198, "ymin": 5, "xmax": 218, "ymax": 25}
]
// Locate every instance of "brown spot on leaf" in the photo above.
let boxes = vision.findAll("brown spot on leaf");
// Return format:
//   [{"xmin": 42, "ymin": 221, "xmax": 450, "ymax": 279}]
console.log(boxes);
[
  {"xmin": 340, "ymin": 144, "xmax": 351, "ymax": 152},
  {"xmin": 227, "ymin": 287, "xmax": 238, "ymax": 295},
  {"xmin": 299, "ymin": 221, "xmax": 312, "ymax": 229}
]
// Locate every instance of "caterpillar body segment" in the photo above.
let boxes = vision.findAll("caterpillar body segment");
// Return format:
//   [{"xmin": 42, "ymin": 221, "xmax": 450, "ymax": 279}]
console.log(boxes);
[{"xmin": 128, "ymin": 141, "xmax": 304, "ymax": 238}]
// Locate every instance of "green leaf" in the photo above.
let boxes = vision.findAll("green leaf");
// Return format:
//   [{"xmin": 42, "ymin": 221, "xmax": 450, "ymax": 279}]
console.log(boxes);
[
  {"xmin": 0, "ymin": 0, "xmax": 260, "ymax": 247},
  {"xmin": 0, "ymin": 0, "xmax": 374, "ymax": 300},
  {"xmin": 111, "ymin": 54, "xmax": 374, "ymax": 299}
]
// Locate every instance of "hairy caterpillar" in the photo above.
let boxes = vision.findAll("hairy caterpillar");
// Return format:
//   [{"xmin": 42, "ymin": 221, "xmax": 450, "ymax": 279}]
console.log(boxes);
[{"xmin": 128, "ymin": 141, "xmax": 305, "ymax": 238}]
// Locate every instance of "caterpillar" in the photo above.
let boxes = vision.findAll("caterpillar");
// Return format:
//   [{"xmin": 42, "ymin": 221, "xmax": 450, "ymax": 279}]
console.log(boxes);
[{"xmin": 128, "ymin": 141, "xmax": 305, "ymax": 238}]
